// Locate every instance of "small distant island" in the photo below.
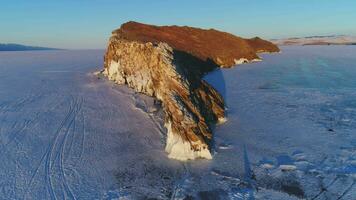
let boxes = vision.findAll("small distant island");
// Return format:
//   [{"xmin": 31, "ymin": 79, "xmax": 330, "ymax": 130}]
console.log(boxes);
[
  {"xmin": 272, "ymin": 35, "xmax": 356, "ymax": 46},
  {"xmin": 0, "ymin": 43, "xmax": 60, "ymax": 51}
]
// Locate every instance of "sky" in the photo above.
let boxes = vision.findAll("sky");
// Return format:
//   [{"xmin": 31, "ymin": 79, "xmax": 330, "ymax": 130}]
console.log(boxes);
[{"xmin": 1, "ymin": 0, "xmax": 355, "ymax": 49}]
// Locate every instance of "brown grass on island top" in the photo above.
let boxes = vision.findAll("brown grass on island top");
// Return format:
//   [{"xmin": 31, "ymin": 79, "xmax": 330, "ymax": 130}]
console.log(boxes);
[{"xmin": 113, "ymin": 21, "xmax": 280, "ymax": 67}]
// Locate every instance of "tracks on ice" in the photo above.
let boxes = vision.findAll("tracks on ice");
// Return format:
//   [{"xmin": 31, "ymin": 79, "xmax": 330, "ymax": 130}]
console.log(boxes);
[{"xmin": 24, "ymin": 96, "xmax": 85, "ymax": 200}]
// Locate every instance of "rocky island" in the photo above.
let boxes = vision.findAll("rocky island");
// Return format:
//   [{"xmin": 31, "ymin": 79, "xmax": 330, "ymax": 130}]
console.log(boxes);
[{"xmin": 102, "ymin": 21, "xmax": 279, "ymax": 160}]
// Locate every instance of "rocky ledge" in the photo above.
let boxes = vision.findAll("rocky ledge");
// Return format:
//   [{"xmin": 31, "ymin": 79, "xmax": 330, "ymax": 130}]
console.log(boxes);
[{"xmin": 102, "ymin": 21, "xmax": 279, "ymax": 161}]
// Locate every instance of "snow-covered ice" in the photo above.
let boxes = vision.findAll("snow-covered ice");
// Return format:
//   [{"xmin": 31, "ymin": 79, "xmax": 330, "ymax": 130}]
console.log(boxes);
[
  {"xmin": 0, "ymin": 50, "xmax": 183, "ymax": 199},
  {"xmin": 205, "ymin": 45, "xmax": 356, "ymax": 199},
  {"xmin": 0, "ymin": 46, "xmax": 355, "ymax": 199}
]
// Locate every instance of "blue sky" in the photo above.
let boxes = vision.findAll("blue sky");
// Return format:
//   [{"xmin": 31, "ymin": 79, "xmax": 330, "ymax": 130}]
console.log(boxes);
[{"xmin": 1, "ymin": 0, "xmax": 355, "ymax": 49}]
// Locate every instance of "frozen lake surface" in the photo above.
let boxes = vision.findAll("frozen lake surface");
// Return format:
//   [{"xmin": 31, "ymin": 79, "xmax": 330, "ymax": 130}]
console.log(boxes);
[{"xmin": 0, "ymin": 47, "xmax": 355, "ymax": 199}]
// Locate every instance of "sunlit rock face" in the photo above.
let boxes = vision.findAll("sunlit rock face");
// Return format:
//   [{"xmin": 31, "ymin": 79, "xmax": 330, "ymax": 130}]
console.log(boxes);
[{"xmin": 103, "ymin": 21, "xmax": 279, "ymax": 160}]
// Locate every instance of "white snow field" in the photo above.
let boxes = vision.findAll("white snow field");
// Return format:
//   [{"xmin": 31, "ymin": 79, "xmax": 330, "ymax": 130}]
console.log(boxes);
[{"xmin": 0, "ymin": 47, "xmax": 355, "ymax": 199}]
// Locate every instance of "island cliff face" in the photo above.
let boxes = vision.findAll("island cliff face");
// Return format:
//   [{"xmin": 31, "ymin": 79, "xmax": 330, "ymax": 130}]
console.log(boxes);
[{"xmin": 103, "ymin": 21, "xmax": 279, "ymax": 160}]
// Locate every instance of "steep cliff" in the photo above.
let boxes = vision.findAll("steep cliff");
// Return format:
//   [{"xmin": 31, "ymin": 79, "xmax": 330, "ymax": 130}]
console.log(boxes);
[{"xmin": 103, "ymin": 22, "xmax": 279, "ymax": 160}]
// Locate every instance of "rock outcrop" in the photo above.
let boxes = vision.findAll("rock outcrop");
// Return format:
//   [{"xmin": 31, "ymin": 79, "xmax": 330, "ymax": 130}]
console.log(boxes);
[
  {"xmin": 247, "ymin": 37, "xmax": 281, "ymax": 53},
  {"xmin": 103, "ymin": 21, "xmax": 279, "ymax": 160}
]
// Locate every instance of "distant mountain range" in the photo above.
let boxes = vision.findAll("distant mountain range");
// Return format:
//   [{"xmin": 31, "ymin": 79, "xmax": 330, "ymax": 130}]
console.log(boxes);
[
  {"xmin": 0, "ymin": 43, "xmax": 60, "ymax": 51},
  {"xmin": 271, "ymin": 35, "xmax": 356, "ymax": 46}
]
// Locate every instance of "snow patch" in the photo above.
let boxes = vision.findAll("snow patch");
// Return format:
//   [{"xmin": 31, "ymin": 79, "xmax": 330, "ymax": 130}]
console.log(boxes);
[
  {"xmin": 251, "ymin": 58, "xmax": 262, "ymax": 62},
  {"xmin": 279, "ymin": 165, "xmax": 297, "ymax": 171},
  {"xmin": 164, "ymin": 121, "xmax": 212, "ymax": 161},
  {"xmin": 93, "ymin": 71, "xmax": 101, "ymax": 76},
  {"xmin": 234, "ymin": 58, "xmax": 262, "ymax": 65},
  {"xmin": 261, "ymin": 163, "xmax": 275, "ymax": 169},
  {"xmin": 218, "ymin": 143, "xmax": 234, "ymax": 150},
  {"xmin": 234, "ymin": 58, "xmax": 249, "ymax": 65},
  {"xmin": 217, "ymin": 117, "xmax": 227, "ymax": 124}
]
